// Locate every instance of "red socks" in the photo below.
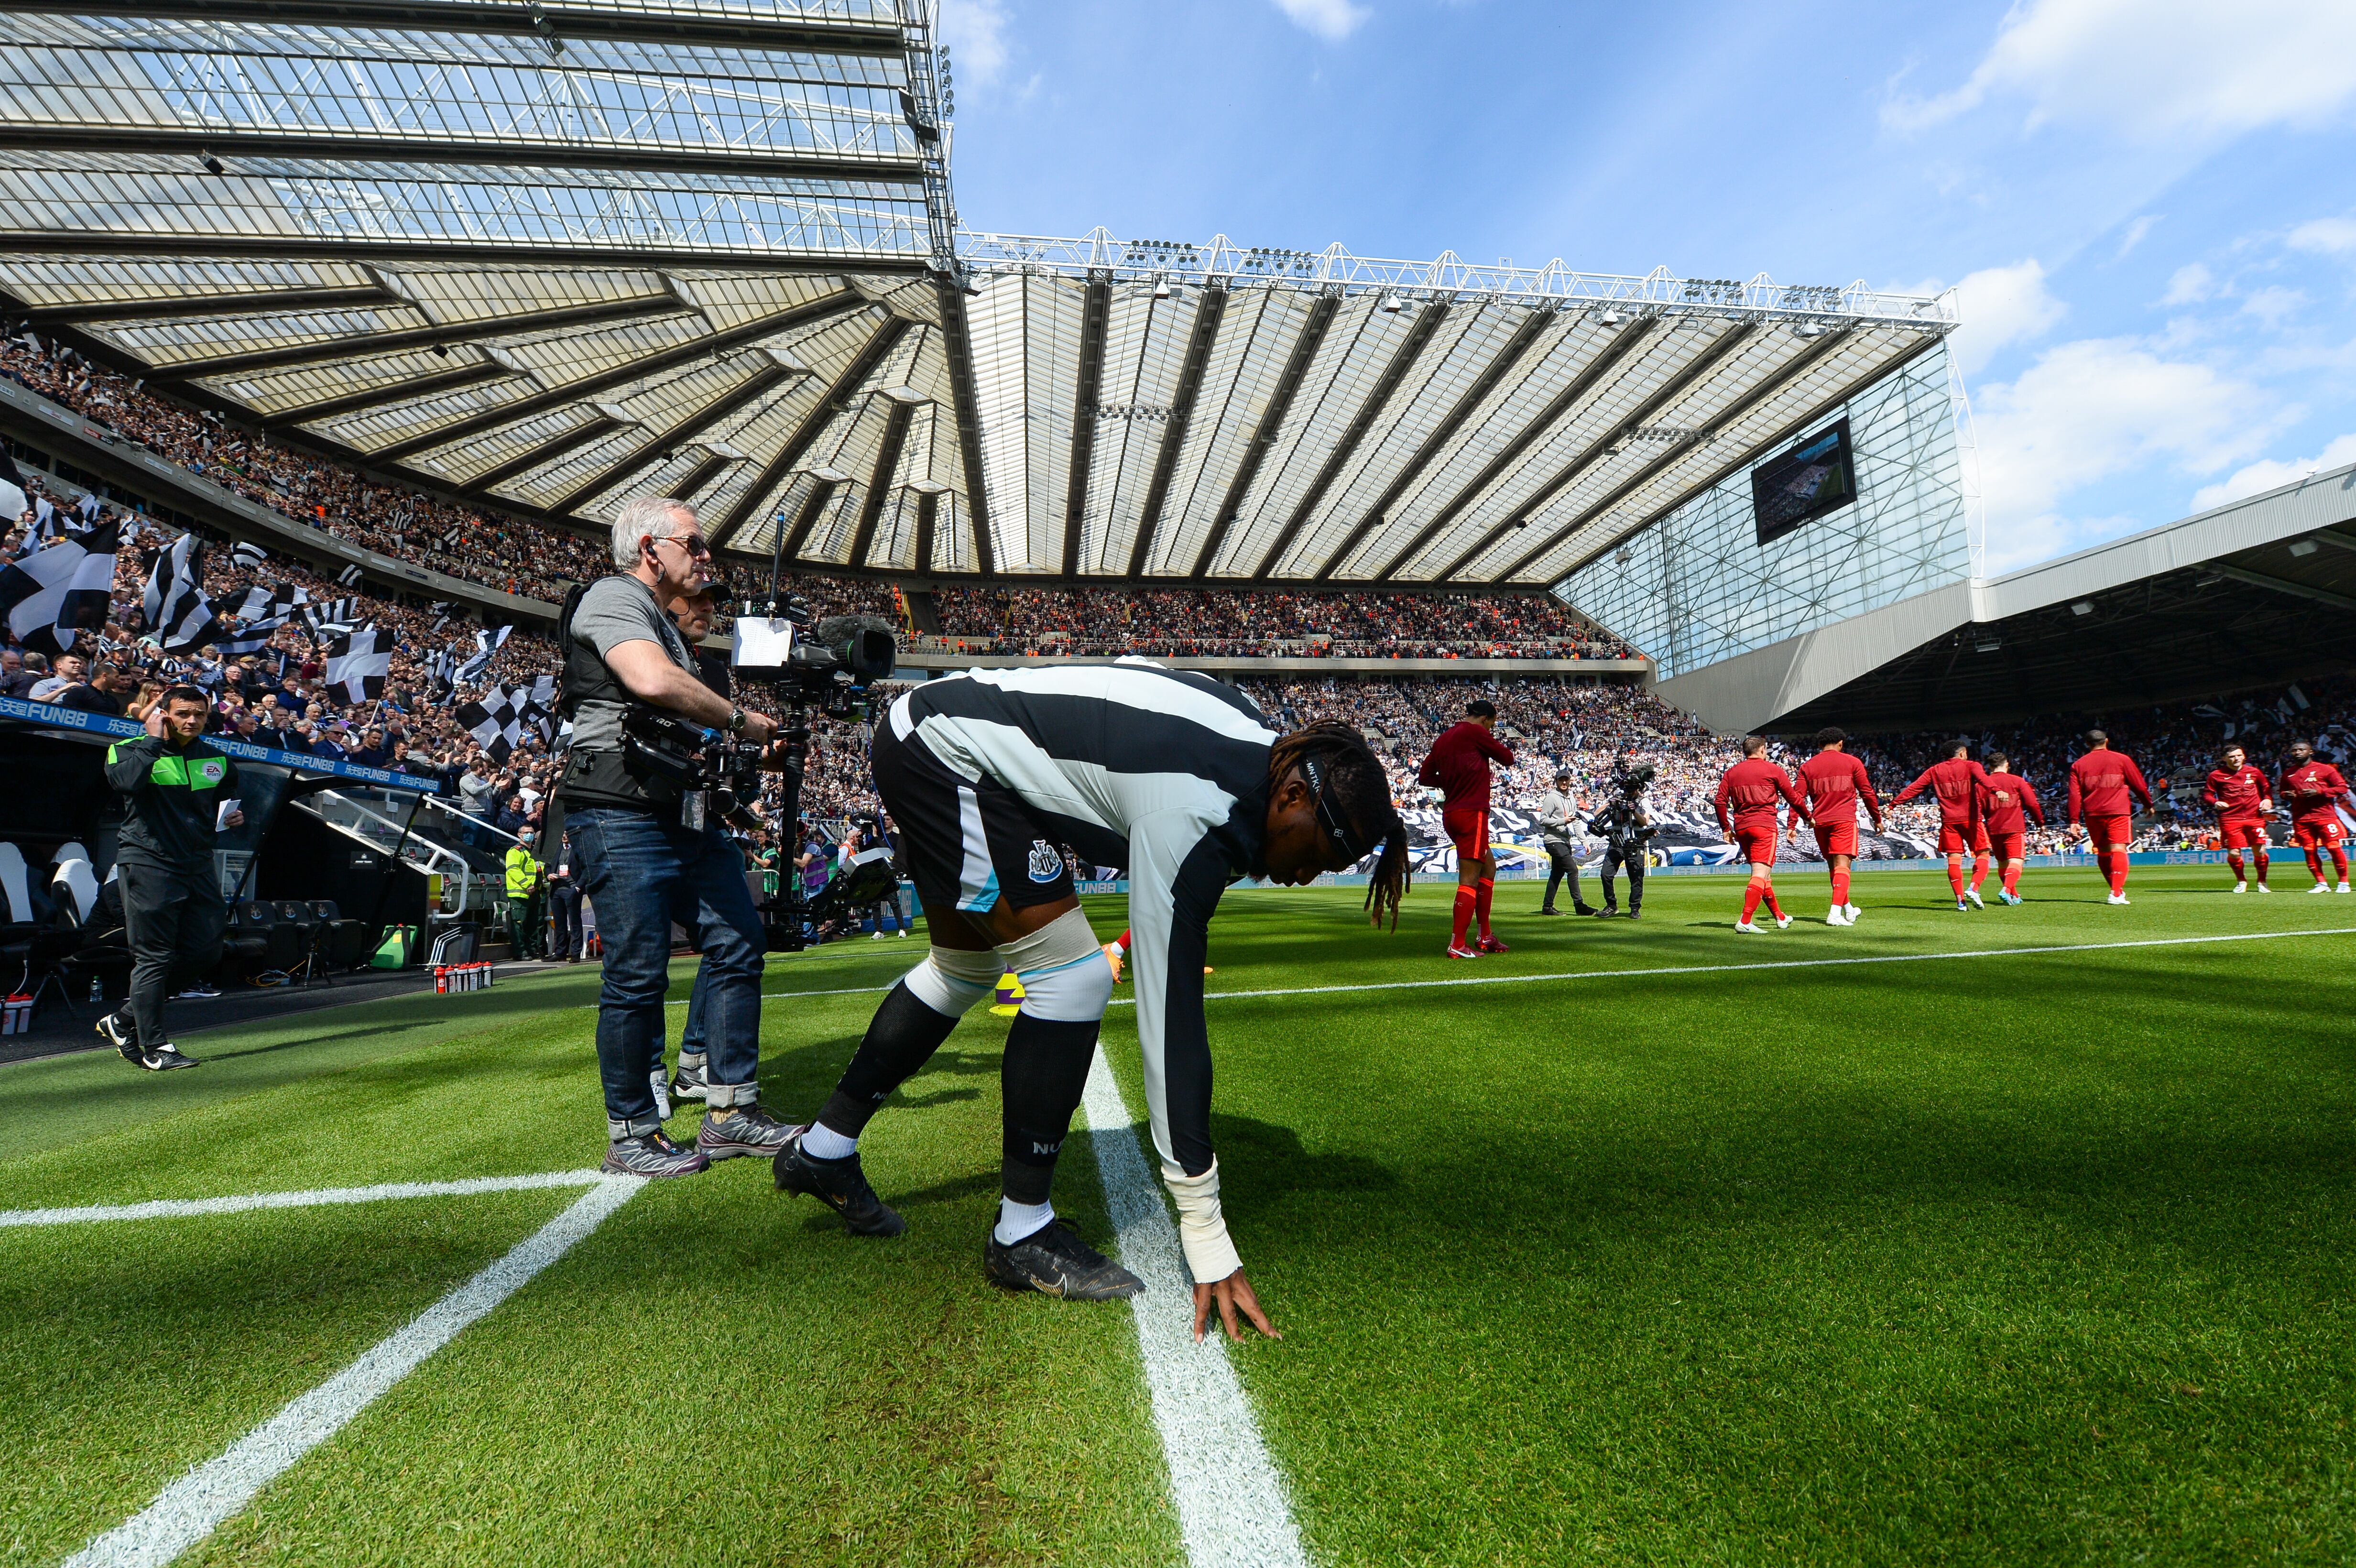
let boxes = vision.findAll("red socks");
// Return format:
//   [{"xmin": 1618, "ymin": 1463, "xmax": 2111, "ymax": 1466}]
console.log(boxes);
[
  {"xmin": 2334, "ymin": 849, "xmax": 2351, "ymax": 882},
  {"xmin": 1968, "ymin": 854, "xmax": 1990, "ymax": 893},
  {"xmin": 1451, "ymin": 885, "xmax": 1476, "ymax": 947},
  {"xmin": 2108, "ymin": 855, "xmax": 2128, "ymax": 897},
  {"xmin": 2307, "ymin": 848, "xmax": 2326, "ymax": 883},
  {"xmin": 1946, "ymin": 856, "xmax": 1965, "ymax": 898},
  {"xmin": 1829, "ymin": 868, "xmax": 1850, "ymax": 906},
  {"xmin": 1742, "ymin": 879, "xmax": 1764, "ymax": 923},
  {"xmin": 2001, "ymin": 864, "xmax": 2020, "ymax": 896},
  {"xmin": 1474, "ymin": 877, "xmax": 1495, "ymax": 938},
  {"xmin": 2227, "ymin": 850, "xmax": 2245, "ymax": 884},
  {"xmin": 1763, "ymin": 885, "xmax": 1784, "ymax": 919},
  {"xmin": 2254, "ymin": 850, "xmax": 2269, "ymax": 886}
]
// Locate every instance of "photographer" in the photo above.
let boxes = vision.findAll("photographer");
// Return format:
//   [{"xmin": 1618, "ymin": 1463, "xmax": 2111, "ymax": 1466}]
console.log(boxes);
[
  {"xmin": 553, "ymin": 496, "xmax": 795, "ymax": 1177},
  {"xmin": 1593, "ymin": 765, "xmax": 1654, "ymax": 919}
]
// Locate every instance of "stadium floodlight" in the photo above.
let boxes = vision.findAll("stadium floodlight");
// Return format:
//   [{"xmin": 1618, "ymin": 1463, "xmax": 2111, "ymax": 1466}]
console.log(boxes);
[{"xmin": 2071, "ymin": 601, "xmax": 2094, "ymax": 616}]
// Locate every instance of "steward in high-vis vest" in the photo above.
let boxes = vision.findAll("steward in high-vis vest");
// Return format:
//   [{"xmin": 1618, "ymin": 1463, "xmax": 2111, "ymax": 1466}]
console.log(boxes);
[
  {"xmin": 504, "ymin": 828, "xmax": 545, "ymax": 959},
  {"xmin": 97, "ymin": 685, "xmax": 243, "ymax": 1071}
]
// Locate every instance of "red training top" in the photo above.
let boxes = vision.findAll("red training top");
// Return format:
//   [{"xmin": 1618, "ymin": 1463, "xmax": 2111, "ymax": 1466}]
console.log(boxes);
[
  {"xmin": 2279, "ymin": 759, "xmax": 2352, "ymax": 825},
  {"xmin": 2067, "ymin": 749, "xmax": 2153, "ymax": 824},
  {"xmin": 2202, "ymin": 764, "xmax": 2271, "ymax": 820},
  {"xmin": 1894, "ymin": 757, "xmax": 1990, "ymax": 828},
  {"xmin": 1797, "ymin": 749, "xmax": 1882, "ymax": 827},
  {"xmin": 1714, "ymin": 756, "xmax": 1806, "ymax": 832},
  {"xmin": 1418, "ymin": 720, "xmax": 1515, "ymax": 814},
  {"xmin": 1977, "ymin": 771, "xmax": 2044, "ymax": 836}
]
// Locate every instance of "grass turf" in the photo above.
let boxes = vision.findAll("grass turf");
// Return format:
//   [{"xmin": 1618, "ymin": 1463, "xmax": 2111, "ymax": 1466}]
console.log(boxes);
[{"xmin": 7, "ymin": 865, "xmax": 2355, "ymax": 1564}]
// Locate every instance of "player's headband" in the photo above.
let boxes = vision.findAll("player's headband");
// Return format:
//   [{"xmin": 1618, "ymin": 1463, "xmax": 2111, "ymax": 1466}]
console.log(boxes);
[{"xmin": 1297, "ymin": 752, "xmax": 1367, "ymax": 864}]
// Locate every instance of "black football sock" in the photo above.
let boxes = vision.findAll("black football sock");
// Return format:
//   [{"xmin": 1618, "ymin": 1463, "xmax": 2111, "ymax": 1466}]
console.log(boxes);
[
  {"xmin": 998, "ymin": 1013, "xmax": 1101, "ymax": 1208},
  {"xmin": 814, "ymin": 980, "xmax": 962, "ymax": 1147}
]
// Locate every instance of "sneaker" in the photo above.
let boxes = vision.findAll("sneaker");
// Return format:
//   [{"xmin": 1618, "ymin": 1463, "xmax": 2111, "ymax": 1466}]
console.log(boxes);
[
  {"xmin": 2255, "ymin": 882, "xmax": 2271, "ymax": 893},
  {"xmin": 983, "ymin": 1219, "xmax": 1142, "ymax": 1301},
  {"xmin": 698, "ymin": 1104, "xmax": 797, "ymax": 1161},
  {"xmin": 1774, "ymin": 913, "xmax": 1793, "ymax": 930},
  {"xmin": 1625, "ymin": 908, "xmax": 1642, "ymax": 920},
  {"xmin": 2311, "ymin": 882, "xmax": 2333, "ymax": 893},
  {"xmin": 1998, "ymin": 891, "xmax": 2021, "ymax": 906},
  {"xmin": 1843, "ymin": 903, "xmax": 1861, "ymax": 922},
  {"xmin": 1445, "ymin": 941, "xmax": 1481, "ymax": 959},
  {"xmin": 1825, "ymin": 909, "xmax": 1849, "ymax": 926},
  {"xmin": 2339, "ymin": 883, "xmax": 2353, "ymax": 894},
  {"xmin": 1593, "ymin": 906, "xmax": 1617, "ymax": 919},
  {"xmin": 871, "ymin": 931, "xmax": 885, "ymax": 940},
  {"xmin": 774, "ymin": 1129, "xmax": 905, "ymax": 1236},
  {"xmin": 671, "ymin": 1056, "xmax": 709, "ymax": 1103},
  {"xmin": 2230, "ymin": 882, "xmax": 2247, "ymax": 894},
  {"xmin": 1964, "ymin": 888, "xmax": 1984, "ymax": 909},
  {"xmin": 172, "ymin": 981, "xmax": 221, "ymax": 1000},
  {"xmin": 1537, "ymin": 906, "xmax": 1562, "ymax": 916},
  {"xmin": 1955, "ymin": 897, "xmax": 1970, "ymax": 911},
  {"xmin": 2106, "ymin": 892, "xmax": 2130, "ymax": 905},
  {"xmin": 1734, "ymin": 920, "xmax": 1762, "ymax": 933},
  {"xmin": 649, "ymin": 1067, "xmax": 673, "ymax": 1122},
  {"xmin": 1476, "ymin": 934, "xmax": 1510, "ymax": 954},
  {"xmin": 1573, "ymin": 902, "xmax": 1599, "ymax": 916},
  {"xmin": 601, "ymin": 1129, "xmax": 709, "ymax": 1178},
  {"xmin": 141, "ymin": 1044, "xmax": 199, "ymax": 1071},
  {"xmin": 97, "ymin": 1008, "xmax": 139, "ymax": 1064}
]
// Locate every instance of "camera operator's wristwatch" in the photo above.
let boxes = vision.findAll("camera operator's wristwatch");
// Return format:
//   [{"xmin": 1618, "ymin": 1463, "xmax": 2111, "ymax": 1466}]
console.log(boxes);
[{"xmin": 725, "ymin": 706, "xmax": 748, "ymax": 735}]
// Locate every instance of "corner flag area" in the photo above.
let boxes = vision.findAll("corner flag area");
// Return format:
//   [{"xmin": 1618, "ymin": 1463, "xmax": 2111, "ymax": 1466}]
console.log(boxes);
[{"xmin": 10, "ymin": 870, "xmax": 2356, "ymax": 1565}]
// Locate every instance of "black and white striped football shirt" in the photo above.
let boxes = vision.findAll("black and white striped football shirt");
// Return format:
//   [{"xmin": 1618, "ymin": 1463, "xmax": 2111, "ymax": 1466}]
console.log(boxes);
[{"xmin": 886, "ymin": 658, "xmax": 1277, "ymax": 1176}]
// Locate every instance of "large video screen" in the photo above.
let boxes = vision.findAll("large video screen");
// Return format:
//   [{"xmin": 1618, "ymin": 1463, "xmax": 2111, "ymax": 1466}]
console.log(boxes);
[{"xmin": 1751, "ymin": 418, "xmax": 1856, "ymax": 545}]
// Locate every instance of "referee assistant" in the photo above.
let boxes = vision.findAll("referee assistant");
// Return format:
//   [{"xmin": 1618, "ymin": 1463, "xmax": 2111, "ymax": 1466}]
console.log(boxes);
[{"xmin": 96, "ymin": 685, "xmax": 243, "ymax": 1071}]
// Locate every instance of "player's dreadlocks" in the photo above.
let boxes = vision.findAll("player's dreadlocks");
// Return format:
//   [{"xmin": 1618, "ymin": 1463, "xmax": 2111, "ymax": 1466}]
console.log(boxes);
[{"xmin": 1268, "ymin": 719, "xmax": 1412, "ymax": 929}]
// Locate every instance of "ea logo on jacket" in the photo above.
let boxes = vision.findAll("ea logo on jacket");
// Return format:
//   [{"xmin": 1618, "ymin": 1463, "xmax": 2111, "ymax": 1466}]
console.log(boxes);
[
  {"xmin": 1027, "ymin": 840, "xmax": 1064, "ymax": 883},
  {"xmin": 199, "ymin": 759, "xmax": 227, "ymax": 784}
]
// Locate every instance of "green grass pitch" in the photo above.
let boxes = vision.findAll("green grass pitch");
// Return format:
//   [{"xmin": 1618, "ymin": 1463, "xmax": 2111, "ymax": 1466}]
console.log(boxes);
[{"xmin": 7, "ymin": 864, "xmax": 2356, "ymax": 1566}]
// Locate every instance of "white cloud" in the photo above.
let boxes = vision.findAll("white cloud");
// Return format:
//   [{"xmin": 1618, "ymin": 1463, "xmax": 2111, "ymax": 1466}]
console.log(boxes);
[
  {"xmin": 1884, "ymin": 0, "xmax": 2356, "ymax": 141},
  {"xmin": 1973, "ymin": 337, "xmax": 2282, "ymax": 568},
  {"xmin": 1271, "ymin": 0, "xmax": 1369, "ymax": 41},
  {"xmin": 2191, "ymin": 432, "xmax": 2356, "ymax": 511},
  {"xmin": 2161, "ymin": 262, "xmax": 2213, "ymax": 305},
  {"xmin": 2116, "ymin": 214, "xmax": 2159, "ymax": 257},
  {"xmin": 939, "ymin": 0, "xmax": 1011, "ymax": 88},
  {"xmin": 2288, "ymin": 216, "xmax": 2356, "ymax": 255},
  {"xmin": 2240, "ymin": 285, "xmax": 2305, "ymax": 327},
  {"xmin": 1902, "ymin": 259, "xmax": 2066, "ymax": 376}
]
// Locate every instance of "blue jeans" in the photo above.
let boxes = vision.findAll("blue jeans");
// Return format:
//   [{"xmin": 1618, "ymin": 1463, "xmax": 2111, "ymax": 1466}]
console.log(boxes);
[{"xmin": 567, "ymin": 807, "xmax": 764, "ymax": 1136}]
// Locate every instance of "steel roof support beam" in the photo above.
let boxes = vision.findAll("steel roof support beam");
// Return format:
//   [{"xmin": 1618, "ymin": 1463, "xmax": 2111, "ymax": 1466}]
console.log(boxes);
[
  {"xmin": 1250, "ymin": 301, "xmax": 1449, "ymax": 580},
  {"xmin": 775, "ymin": 474, "xmax": 843, "ymax": 564},
  {"xmin": 708, "ymin": 314, "xmax": 912, "ymax": 553},
  {"xmin": 0, "ymin": 2, "xmax": 908, "ymax": 54},
  {"xmin": 847, "ymin": 399, "xmax": 916, "ymax": 569},
  {"xmin": 371, "ymin": 289, "xmax": 859, "ymax": 466},
  {"xmin": 1488, "ymin": 322, "xmax": 1767, "ymax": 581},
  {"xmin": 1061, "ymin": 272, "xmax": 1112, "ymax": 577},
  {"xmin": 2210, "ymin": 563, "xmax": 2356, "ymax": 613},
  {"xmin": 934, "ymin": 279, "xmax": 994, "ymax": 576},
  {"xmin": 913, "ymin": 489, "xmax": 940, "ymax": 577},
  {"xmin": 670, "ymin": 450, "xmax": 738, "ymax": 511},
  {"xmin": 0, "ymin": 233, "xmax": 931, "ymax": 274},
  {"xmin": 2301, "ymin": 529, "xmax": 2356, "ymax": 555},
  {"xmin": 17, "ymin": 284, "xmax": 396, "ymax": 325},
  {"xmin": 458, "ymin": 413, "xmax": 627, "ymax": 497},
  {"xmin": 1192, "ymin": 292, "xmax": 1338, "ymax": 579},
  {"xmin": 1126, "ymin": 284, "xmax": 1226, "ymax": 578},
  {"xmin": 155, "ymin": 294, "xmax": 682, "ymax": 382},
  {"xmin": 258, "ymin": 360, "xmax": 509, "ymax": 428},
  {"xmin": 1372, "ymin": 317, "xmax": 1657, "ymax": 582},
  {"xmin": 544, "ymin": 359, "xmax": 798, "ymax": 520},
  {"xmin": 0, "ymin": 126, "xmax": 924, "ymax": 185},
  {"xmin": 1313, "ymin": 310, "xmax": 1552, "ymax": 583}
]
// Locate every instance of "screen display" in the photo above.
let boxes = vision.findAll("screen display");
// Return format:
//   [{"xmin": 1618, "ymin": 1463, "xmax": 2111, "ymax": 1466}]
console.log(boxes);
[{"xmin": 1751, "ymin": 418, "xmax": 1856, "ymax": 545}]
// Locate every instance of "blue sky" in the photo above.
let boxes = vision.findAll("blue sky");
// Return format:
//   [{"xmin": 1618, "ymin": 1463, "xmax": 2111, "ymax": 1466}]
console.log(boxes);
[{"xmin": 938, "ymin": 0, "xmax": 2356, "ymax": 575}]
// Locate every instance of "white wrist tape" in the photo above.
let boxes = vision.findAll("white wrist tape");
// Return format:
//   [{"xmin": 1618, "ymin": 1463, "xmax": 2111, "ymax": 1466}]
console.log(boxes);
[{"xmin": 1160, "ymin": 1157, "xmax": 1243, "ymax": 1284}]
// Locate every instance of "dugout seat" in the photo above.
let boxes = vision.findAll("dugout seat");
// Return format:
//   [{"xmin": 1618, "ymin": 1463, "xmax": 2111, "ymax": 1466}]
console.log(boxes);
[
  {"xmin": 50, "ymin": 858, "xmax": 131, "ymax": 1005},
  {"xmin": 308, "ymin": 901, "xmax": 373, "ymax": 971},
  {"xmin": 229, "ymin": 901, "xmax": 302, "ymax": 978}
]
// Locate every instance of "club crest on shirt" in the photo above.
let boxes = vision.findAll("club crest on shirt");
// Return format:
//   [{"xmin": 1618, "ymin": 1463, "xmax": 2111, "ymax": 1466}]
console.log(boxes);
[{"xmin": 1026, "ymin": 840, "xmax": 1063, "ymax": 883}]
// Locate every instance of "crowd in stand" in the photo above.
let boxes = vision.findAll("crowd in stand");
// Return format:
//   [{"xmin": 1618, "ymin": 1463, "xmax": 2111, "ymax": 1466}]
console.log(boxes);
[{"xmin": 931, "ymin": 585, "xmax": 1634, "ymax": 661}]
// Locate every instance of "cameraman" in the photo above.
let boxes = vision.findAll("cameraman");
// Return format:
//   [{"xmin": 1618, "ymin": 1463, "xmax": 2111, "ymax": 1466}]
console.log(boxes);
[
  {"xmin": 554, "ymin": 496, "xmax": 795, "ymax": 1177},
  {"xmin": 1594, "ymin": 766, "xmax": 1654, "ymax": 919}
]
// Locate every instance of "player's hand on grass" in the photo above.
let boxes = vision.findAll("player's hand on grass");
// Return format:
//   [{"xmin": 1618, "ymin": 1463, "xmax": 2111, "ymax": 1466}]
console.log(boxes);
[{"xmin": 1193, "ymin": 1268, "xmax": 1279, "ymax": 1343}]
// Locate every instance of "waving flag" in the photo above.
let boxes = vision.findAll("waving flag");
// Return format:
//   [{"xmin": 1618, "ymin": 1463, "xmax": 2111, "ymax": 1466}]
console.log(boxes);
[
  {"xmin": 325, "ymin": 623, "xmax": 391, "ymax": 705},
  {"xmin": 142, "ymin": 531, "xmax": 221, "ymax": 652},
  {"xmin": 0, "ymin": 516, "xmax": 118, "ymax": 655}
]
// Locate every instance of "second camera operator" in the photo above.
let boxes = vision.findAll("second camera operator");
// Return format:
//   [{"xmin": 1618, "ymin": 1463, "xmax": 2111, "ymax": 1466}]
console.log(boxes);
[
  {"xmin": 1593, "ymin": 765, "xmax": 1656, "ymax": 919},
  {"xmin": 554, "ymin": 496, "xmax": 795, "ymax": 1177}
]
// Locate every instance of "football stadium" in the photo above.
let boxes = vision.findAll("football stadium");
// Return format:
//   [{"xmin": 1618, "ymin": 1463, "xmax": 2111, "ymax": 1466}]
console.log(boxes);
[{"xmin": 4, "ymin": 4, "xmax": 2356, "ymax": 1564}]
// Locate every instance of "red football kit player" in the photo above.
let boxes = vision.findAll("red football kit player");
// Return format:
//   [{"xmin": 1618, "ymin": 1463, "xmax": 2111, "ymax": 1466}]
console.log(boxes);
[
  {"xmin": 1974, "ymin": 753, "xmax": 2044, "ymax": 904},
  {"xmin": 2066, "ymin": 730, "xmax": 2154, "ymax": 903},
  {"xmin": 1419, "ymin": 699, "xmax": 1516, "ymax": 956},
  {"xmin": 2279, "ymin": 740, "xmax": 2353, "ymax": 892},
  {"xmin": 1894, "ymin": 742, "xmax": 1993, "ymax": 908},
  {"xmin": 1715, "ymin": 736, "xmax": 1806, "ymax": 930},
  {"xmin": 1795, "ymin": 726, "xmax": 1883, "ymax": 926},
  {"xmin": 2202, "ymin": 744, "xmax": 2274, "ymax": 892}
]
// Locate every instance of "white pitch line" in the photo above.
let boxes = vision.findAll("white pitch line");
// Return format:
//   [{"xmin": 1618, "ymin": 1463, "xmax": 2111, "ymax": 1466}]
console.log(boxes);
[
  {"xmin": 0, "ymin": 1170, "xmax": 608, "ymax": 1229},
  {"xmin": 61, "ymin": 1175, "xmax": 641, "ymax": 1568},
  {"xmin": 1080, "ymin": 1049, "xmax": 1309, "ymax": 1568}
]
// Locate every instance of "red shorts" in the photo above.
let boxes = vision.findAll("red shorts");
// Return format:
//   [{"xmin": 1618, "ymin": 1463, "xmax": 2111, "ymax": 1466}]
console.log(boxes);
[
  {"xmin": 1442, "ymin": 805, "xmax": 1489, "ymax": 861},
  {"xmin": 1811, "ymin": 820, "xmax": 1858, "ymax": 859},
  {"xmin": 2294, "ymin": 817, "xmax": 2346, "ymax": 850},
  {"xmin": 1987, "ymin": 831, "xmax": 2025, "ymax": 862},
  {"xmin": 1733, "ymin": 823, "xmax": 1778, "ymax": 866},
  {"xmin": 1936, "ymin": 822, "xmax": 1984, "ymax": 856},
  {"xmin": 2083, "ymin": 813, "xmax": 2131, "ymax": 849},
  {"xmin": 2219, "ymin": 817, "xmax": 2269, "ymax": 850}
]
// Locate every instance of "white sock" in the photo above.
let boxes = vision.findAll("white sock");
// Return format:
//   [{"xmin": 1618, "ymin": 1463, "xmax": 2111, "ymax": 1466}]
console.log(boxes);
[
  {"xmin": 993, "ymin": 1198, "xmax": 1054, "ymax": 1245},
  {"xmin": 801, "ymin": 1122, "xmax": 858, "ymax": 1161}
]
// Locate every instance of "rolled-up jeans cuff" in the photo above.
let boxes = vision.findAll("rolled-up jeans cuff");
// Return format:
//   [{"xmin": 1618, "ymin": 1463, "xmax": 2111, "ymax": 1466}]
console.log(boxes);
[
  {"xmin": 704, "ymin": 1079, "xmax": 759, "ymax": 1109},
  {"xmin": 610, "ymin": 1113, "xmax": 663, "ymax": 1140}
]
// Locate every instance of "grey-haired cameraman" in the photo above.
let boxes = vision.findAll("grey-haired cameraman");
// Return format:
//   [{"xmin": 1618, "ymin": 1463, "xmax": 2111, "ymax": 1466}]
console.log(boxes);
[{"xmin": 552, "ymin": 495, "xmax": 794, "ymax": 1177}]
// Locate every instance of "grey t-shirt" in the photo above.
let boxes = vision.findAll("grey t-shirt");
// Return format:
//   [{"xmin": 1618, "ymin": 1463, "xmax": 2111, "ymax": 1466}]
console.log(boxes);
[{"xmin": 567, "ymin": 575, "xmax": 697, "ymax": 752}]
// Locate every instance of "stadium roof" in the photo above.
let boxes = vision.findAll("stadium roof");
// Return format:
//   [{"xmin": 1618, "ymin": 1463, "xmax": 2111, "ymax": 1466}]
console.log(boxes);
[
  {"xmin": 0, "ymin": 2, "xmax": 1956, "ymax": 587},
  {"xmin": 1656, "ymin": 462, "xmax": 2356, "ymax": 734}
]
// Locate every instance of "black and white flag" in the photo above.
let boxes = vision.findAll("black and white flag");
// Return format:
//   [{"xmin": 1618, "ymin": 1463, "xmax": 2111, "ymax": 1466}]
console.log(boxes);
[
  {"xmin": 0, "ymin": 517, "xmax": 119, "ymax": 656},
  {"xmin": 324, "ymin": 623, "xmax": 391, "ymax": 705},
  {"xmin": 303, "ymin": 597, "xmax": 360, "ymax": 639},
  {"xmin": 228, "ymin": 582, "xmax": 307, "ymax": 621},
  {"xmin": 454, "ymin": 622, "xmax": 512, "ymax": 686},
  {"xmin": 336, "ymin": 562, "xmax": 363, "ymax": 587},
  {"xmin": 457, "ymin": 686, "xmax": 523, "ymax": 764},
  {"xmin": 216, "ymin": 614, "xmax": 284, "ymax": 657},
  {"xmin": 425, "ymin": 644, "xmax": 457, "ymax": 693},
  {"xmin": 230, "ymin": 540, "xmax": 267, "ymax": 571},
  {"xmin": 142, "ymin": 531, "xmax": 220, "ymax": 653}
]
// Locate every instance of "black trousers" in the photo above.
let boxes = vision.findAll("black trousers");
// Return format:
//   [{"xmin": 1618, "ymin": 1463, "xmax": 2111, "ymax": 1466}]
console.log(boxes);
[
  {"xmin": 548, "ymin": 883, "xmax": 583, "ymax": 959},
  {"xmin": 119, "ymin": 858, "xmax": 228, "ymax": 1049},
  {"xmin": 1599, "ymin": 845, "xmax": 1646, "ymax": 913},
  {"xmin": 1541, "ymin": 838, "xmax": 1585, "ymax": 911}
]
